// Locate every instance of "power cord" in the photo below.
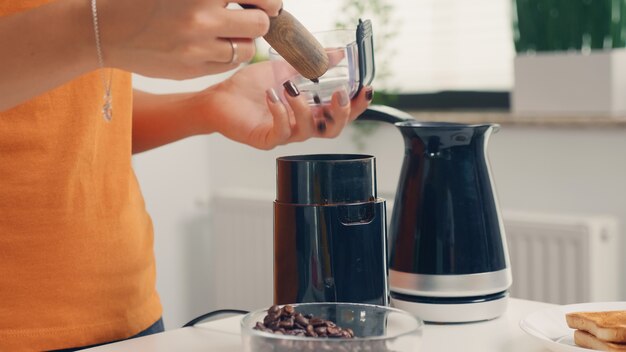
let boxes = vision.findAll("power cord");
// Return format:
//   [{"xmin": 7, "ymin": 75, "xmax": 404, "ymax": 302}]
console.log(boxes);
[{"xmin": 182, "ymin": 309, "xmax": 249, "ymax": 328}]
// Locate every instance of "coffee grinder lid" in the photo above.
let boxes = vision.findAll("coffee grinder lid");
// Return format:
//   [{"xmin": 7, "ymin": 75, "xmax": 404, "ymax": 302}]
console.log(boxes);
[{"xmin": 276, "ymin": 154, "xmax": 377, "ymax": 205}]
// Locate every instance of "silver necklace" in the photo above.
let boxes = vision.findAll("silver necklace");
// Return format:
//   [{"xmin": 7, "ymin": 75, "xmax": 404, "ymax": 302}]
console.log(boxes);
[{"xmin": 91, "ymin": 0, "xmax": 113, "ymax": 122}]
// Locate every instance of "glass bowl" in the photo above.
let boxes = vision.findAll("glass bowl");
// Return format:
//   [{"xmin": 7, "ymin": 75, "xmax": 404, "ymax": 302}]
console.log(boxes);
[{"xmin": 240, "ymin": 302, "xmax": 423, "ymax": 352}]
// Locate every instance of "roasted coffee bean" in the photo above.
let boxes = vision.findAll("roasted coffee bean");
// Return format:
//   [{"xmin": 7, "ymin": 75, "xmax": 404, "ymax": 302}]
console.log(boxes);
[
  {"xmin": 305, "ymin": 324, "xmax": 316, "ymax": 336},
  {"xmin": 255, "ymin": 305, "xmax": 355, "ymax": 340},
  {"xmin": 295, "ymin": 313, "xmax": 309, "ymax": 327},
  {"xmin": 314, "ymin": 326, "xmax": 327, "ymax": 336},
  {"xmin": 268, "ymin": 305, "xmax": 281, "ymax": 315},
  {"xmin": 263, "ymin": 314, "xmax": 276, "ymax": 325},
  {"xmin": 267, "ymin": 320, "xmax": 280, "ymax": 330},
  {"xmin": 283, "ymin": 304, "xmax": 295, "ymax": 316},
  {"xmin": 309, "ymin": 317, "xmax": 325, "ymax": 326},
  {"xmin": 278, "ymin": 317, "xmax": 294, "ymax": 328},
  {"xmin": 326, "ymin": 326, "xmax": 341, "ymax": 337}
]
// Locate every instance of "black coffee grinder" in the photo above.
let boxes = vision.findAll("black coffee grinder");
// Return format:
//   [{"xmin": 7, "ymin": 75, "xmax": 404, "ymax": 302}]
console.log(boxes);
[
  {"xmin": 273, "ymin": 154, "xmax": 388, "ymax": 306},
  {"xmin": 359, "ymin": 106, "xmax": 513, "ymax": 323}
]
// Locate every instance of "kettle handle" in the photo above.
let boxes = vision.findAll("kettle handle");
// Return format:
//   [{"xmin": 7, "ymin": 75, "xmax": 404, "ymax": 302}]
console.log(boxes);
[{"xmin": 356, "ymin": 105, "xmax": 415, "ymax": 124}]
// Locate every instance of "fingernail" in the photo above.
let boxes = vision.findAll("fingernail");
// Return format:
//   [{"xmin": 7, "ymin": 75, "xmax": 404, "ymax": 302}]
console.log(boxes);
[
  {"xmin": 323, "ymin": 109, "xmax": 333, "ymax": 121},
  {"xmin": 317, "ymin": 121, "xmax": 327, "ymax": 133},
  {"xmin": 365, "ymin": 87, "xmax": 374, "ymax": 101},
  {"xmin": 338, "ymin": 88, "xmax": 349, "ymax": 107},
  {"xmin": 313, "ymin": 94, "xmax": 321, "ymax": 105},
  {"xmin": 266, "ymin": 88, "xmax": 280, "ymax": 103},
  {"xmin": 283, "ymin": 80, "xmax": 300, "ymax": 97}
]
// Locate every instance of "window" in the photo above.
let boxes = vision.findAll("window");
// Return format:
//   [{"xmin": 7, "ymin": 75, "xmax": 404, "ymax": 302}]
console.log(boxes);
[{"xmin": 281, "ymin": 0, "xmax": 514, "ymax": 94}]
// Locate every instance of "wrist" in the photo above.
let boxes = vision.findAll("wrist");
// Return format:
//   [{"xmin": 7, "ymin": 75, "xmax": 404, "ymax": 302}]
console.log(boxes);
[
  {"xmin": 94, "ymin": 0, "xmax": 158, "ymax": 70},
  {"xmin": 132, "ymin": 89, "xmax": 220, "ymax": 152},
  {"xmin": 66, "ymin": 0, "xmax": 101, "ymax": 72},
  {"xmin": 92, "ymin": 0, "xmax": 120, "ymax": 68},
  {"xmin": 86, "ymin": 0, "xmax": 124, "ymax": 69},
  {"xmin": 150, "ymin": 90, "xmax": 219, "ymax": 137},
  {"xmin": 187, "ymin": 85, "xmax": 223, "ymax": 136}
]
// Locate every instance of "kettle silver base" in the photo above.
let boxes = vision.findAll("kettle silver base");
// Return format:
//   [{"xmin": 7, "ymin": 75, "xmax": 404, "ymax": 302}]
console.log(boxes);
[{"xmin": 390, "ymin": 291, "xmax": 509, "ymax": 323}]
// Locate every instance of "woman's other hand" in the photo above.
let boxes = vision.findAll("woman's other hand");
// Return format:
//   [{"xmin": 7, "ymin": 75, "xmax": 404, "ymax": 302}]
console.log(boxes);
[{"xmin": 190, "ymin": 61, "xmax": 373, "ymax": 150}]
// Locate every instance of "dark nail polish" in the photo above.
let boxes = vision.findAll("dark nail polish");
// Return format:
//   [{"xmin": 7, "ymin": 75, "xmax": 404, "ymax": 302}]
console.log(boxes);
[
  {"xmin": 365, "ymin": 88, "xmax": 374, "ymax": 101},
  {"xmin": 317, "ymin": 121, "xmax": 327, "ymax": 133},
  {"xmin": 283, "ymin": 81, "xmax": 300, "ymax": 97},
  {"xmin": 323, "ymin": 109, "xmax": 333, "ymax": 121},
  {"xmin": 313, "ymin": 94, "xmax": 321, "ymax": 104}
]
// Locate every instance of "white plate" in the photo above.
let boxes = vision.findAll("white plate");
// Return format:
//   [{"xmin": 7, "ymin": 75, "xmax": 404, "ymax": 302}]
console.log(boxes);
[{"xmin": 519, "ymin": 301, "xmax": 626, "ymax": 352}]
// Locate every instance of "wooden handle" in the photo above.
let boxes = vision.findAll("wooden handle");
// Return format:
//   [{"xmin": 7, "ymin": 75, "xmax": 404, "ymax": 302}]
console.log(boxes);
[
  {"xmin": 240, "ymin": 5, "xmax": 329, "ymax": 80},
  {"xmin": 263, "ymin": 10, "xmax": 329, "ymax": 80}
]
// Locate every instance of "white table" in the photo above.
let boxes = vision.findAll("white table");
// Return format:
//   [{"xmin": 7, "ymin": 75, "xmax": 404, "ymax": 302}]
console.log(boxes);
[{"xmin": 85, "ymin": 298, "xmax": 553, "ymax": 352}]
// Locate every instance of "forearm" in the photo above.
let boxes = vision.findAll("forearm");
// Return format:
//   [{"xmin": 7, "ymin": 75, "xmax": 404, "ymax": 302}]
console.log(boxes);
[
  {"xmin": 0, "ymin": 0, "xmax": 97, "ymax": 111},
  {"xmin": 131, "ymin": 89, "xmax": 216, "ymax": 154}
]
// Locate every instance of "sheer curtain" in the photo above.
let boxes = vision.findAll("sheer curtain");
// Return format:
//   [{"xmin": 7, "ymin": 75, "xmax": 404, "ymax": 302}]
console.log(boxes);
[{"xmin": 282, "ymin": 0, "xmax": 515, "ymax": 93}]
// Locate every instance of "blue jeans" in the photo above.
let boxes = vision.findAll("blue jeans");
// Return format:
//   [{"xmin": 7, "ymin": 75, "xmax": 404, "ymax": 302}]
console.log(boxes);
[{"xmin": 48, "ymin": 318, "xmax": 164, "ymax": 352}]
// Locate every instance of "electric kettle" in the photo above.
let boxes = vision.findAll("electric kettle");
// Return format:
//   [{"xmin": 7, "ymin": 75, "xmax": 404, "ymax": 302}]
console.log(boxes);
[{"xmin": 359, "ymin": 106, "xmax": 512, "ymax": 323}]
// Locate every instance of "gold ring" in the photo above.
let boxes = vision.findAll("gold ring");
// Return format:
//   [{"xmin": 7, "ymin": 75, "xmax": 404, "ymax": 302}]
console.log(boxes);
[{"xmin": 229, "ymin": 39, "xmax": 238, "ymax": 64}]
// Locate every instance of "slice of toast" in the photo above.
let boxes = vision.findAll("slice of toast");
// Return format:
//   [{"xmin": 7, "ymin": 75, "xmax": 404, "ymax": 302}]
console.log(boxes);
[
  {"xmin": 574, "ymin": 330, "xmax": 626, "ymax": 351},
  {"xmin": 566, "ymin": 311, "xmax": 626, "ymax": 343}
]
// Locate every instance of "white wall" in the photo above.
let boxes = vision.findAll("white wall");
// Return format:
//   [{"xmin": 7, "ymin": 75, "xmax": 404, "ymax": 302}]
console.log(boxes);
[
  {"xmin": 132, "ymin": 136, "xmax": 212, "ymax": 330},
  {"xmin": 131, "ymin": 74, "xmax": 229, "ymax": 330}
]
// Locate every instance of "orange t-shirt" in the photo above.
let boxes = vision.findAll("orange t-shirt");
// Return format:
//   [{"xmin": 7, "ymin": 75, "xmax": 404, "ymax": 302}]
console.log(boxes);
[{"xmin": 0, "ymin": 2, "xmax": 162, "ymax": 351}]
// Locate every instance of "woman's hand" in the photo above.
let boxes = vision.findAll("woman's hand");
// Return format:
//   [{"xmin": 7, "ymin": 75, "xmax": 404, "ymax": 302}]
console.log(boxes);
[
  {"xmin": 191, "ymin": 61, "xmax": 373, "ymax": 150},
  {"xmin": 100, "ymin": 0, "xmax": 281, "ymax": 79}
]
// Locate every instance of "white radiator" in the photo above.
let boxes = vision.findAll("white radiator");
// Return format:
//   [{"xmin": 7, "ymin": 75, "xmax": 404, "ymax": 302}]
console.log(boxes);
[
  {"xmin": 504, "ymin": 210, "xmax": 620, "ymax": 305},
  {"xmin": 209, "ymin": 190, "xmax": 621, "ymax": 309},
  {"xmin": 209, "ymin": 189, "xmax": 275, "ymax": 311}
]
